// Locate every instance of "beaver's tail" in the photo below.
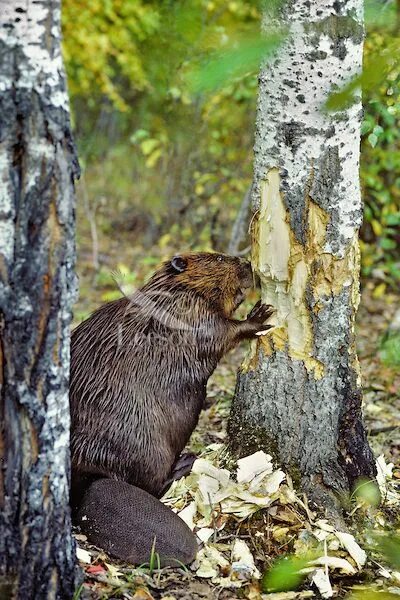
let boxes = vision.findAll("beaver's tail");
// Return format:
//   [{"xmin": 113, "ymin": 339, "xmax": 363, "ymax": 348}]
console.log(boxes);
[{"xmin": 72, "ymin": 478, "xmax": 197, "ymax": 567}]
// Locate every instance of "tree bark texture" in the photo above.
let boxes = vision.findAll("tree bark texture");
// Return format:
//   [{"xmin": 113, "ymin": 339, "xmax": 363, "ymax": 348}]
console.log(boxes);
[
  {"xmin": 228, "ymin": 0, "xmax": 376, "ymax": 511},
  {"xmin": 0, "ymin": 1, "xmax": 80, "ymax": 597}
]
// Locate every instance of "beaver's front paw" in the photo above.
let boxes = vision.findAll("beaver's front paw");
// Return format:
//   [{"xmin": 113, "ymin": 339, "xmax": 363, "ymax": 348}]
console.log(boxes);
[{"xmin": 247, "ymin": 300, "xmax": 275, "ymax": 324}]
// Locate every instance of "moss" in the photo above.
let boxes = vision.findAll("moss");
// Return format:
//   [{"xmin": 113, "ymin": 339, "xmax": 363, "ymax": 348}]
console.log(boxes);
[
  {"xmin": 228, "ymin": 418, "xmax": 281, "ymax": 464},
  {"xmin": 306, "ymin": 14, "xmax": 364, "ymax": 45},
  {"xmin": 0, "ymin": 580, "xmax": 15, "ymax": 599},
  {"xmin": 228, "ymin": 416, "xmax": 305, "ymax": 487}
]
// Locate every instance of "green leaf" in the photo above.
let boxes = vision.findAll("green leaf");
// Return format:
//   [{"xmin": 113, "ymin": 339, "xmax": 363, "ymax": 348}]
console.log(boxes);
[
  {"xmin": 380, "ymin": 333, "xmax": 400, "ymax": 367},
  {"xmin": 101, "ymin": 290, "xmax": 123, "ymax": 302},
  {"xmin": 130, "ymin": 129, "xmax": 149, "ymax": 144},
  {"xmin": 373, "ymin": 534, "xmax": 400, "ymax": 568},
  {"xmin": 140, "ymin": 138, "xmax": 160, "ymax": 155},
  {"xmin": 365, "ymin": 0, "xmax": 397, "ymax": 29},
  {"xmin": 261, "ymin": 556, "xmax": 310, "ymax": 593},
  {"xmin": 326, "ymin": 41, "xmax": 400, "ymax": 111},
  {"xmin": 188, "ymin": 32, "xmax": 286, "ymax": 94},
  {"xmin": 386, "ymin": 213, "xmax": 400, "ymax": 226},
  {"xmin": 352, "ymin": 478, "xmax": 381, "ymax": 508},
  {"xmin": 373, "ymin": 125, "xmax": 384, "ymax": 136},
  {"xmin": 380, "ymin": 238, "xmax": 396, "ymax": 250}
]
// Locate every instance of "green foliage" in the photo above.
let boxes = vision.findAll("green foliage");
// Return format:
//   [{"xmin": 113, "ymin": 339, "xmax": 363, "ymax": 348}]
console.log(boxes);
[
  {"xmin": 373, "ymin": 534, "xmax": 400, "ymax": 569},
  {"xmin": 146, "ymin": 538, "xmax": 161, "ymax": 574},
  {"xmin": 63, "ymin": 0, "xmax": 400, "ymax": 285},
  {"xmin": 360, "ymin": 3, "xmax": 400, "ymax": 288},
  {"xmin": 352, "ymin": 478, "xmax": 381, "ymax": 508},
  {"xmin": 63, "ymin": 0, "xmax": 160, "ymax": 112},
  {"xmin": 72, "ymin": 584, "xmax": 83, "ymax": 600},
  {"xmin": 379, "ymin": 332, "xmax": 400, "ymax": 367},
  {"xmin": 261, "ymin": 555, "xmax": 309, "ymax": 593},
  {"xmin": 64, "ymin": 0, "xmax": 261, "ymax": 248},
  {"xmin": 351, "ymin": 592, "xmax": 400, "ymax": 599},
  {"xmin": 189, "ymin": 31, "xmax": 286, "ymax": 93}
]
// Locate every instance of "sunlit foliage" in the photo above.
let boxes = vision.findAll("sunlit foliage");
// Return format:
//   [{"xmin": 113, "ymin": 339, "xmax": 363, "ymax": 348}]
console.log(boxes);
[
  {"xmin": 360, "ymin": 1, "xmax": 400, "ymax": 288},
  {"xmin": 62, "ymin": 0, "xmax": 399, "ymax": 283},
  {"xmin": 63, "ymin": 0, "xmax": 261, "ymax": 248}
]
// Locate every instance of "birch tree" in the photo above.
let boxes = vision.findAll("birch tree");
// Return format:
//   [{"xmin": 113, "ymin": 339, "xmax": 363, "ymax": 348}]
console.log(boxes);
[
  {"xmin": 228, "ymin": 0, "xmax": 376, "ymax": 514},
  {"xmin": 0, "ymin": 1, "xmax": 79, "ymax": 597}
]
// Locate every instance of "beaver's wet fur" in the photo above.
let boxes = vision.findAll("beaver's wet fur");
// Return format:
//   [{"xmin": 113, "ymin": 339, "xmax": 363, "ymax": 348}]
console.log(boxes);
[{"xmin": 70, "ymin": 252, "xmax": 273, "ymax": 565}]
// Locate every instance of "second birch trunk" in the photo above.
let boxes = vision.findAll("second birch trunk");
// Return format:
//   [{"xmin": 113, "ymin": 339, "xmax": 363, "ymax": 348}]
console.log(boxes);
[{"xmin": 228, "ymin": 0, "xmax": 376, "ymax": 513}]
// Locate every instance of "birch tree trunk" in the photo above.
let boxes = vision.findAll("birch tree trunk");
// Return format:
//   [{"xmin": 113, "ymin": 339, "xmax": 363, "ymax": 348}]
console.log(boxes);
[
  {"xmin": 0, "ymin": 1, "xmax": 79, "ymax": 597},
  {"xmin": 228, "ymin": 0, "xmax": 376, "ymax": 514}
]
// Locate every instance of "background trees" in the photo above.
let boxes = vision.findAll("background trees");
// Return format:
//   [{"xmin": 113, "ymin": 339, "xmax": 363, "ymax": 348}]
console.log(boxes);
[
  {"xmin": 63, "ymin": 0, "xmax": 260, "ymax": 249},
  {"xmin": 62, "ymin": 0, "xmax": 400, "ymax": 295},
  {"xmin": 0, "ymin": 1, "xmax": 79, "ymax": 597}
]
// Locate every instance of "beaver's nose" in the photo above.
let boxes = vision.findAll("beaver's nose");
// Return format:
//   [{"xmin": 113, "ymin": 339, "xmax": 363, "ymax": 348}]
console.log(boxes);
[
  {"xmin": 238, "ymin": 257, "xmax": 251, "ymax": 270},
  {"xmin": 238, "ymin": 258, "xmax": 255, "ymax": 289}
]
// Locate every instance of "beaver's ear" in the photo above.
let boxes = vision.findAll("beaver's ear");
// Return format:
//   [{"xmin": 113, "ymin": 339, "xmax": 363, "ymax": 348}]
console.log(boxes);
[{"xmin": 171, "ymin": 256, "xmax": 188, "ymax": 273}]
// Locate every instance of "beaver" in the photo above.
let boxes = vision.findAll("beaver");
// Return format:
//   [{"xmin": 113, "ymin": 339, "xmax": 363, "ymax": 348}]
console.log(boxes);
[{"xmin": 70, "ymin": 252, "xmax": 274, "ymax": 565}]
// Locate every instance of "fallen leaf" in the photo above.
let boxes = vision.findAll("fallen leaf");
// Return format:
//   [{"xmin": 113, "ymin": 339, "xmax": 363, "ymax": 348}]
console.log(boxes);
[
  {"xmin": 178, "ymin": 501, "xmax": 197, "ymax": 530},
  {"xmin": 132, "ymin": 589, "xmax": 155, "ymax": 599},
  {"xmin": 231, "ymin": 539, "xmax": 261, "ymax": 580},
  {"xmin": 237, "ymin": 451, "xmax": 273, "ymax": 484},
  {"xmin": 315, "ymin": 520, "xmax": 335, "ymax": 533},
  {"xmin": 376, "ymin": 455, "xmax": 394, "ymax": 484},
  {"xmin": 105, "ymin": 562, "xmax": 124, "ymax": 580},
  {"xmin": 272, "ymin": 527, "xmax": 290, "ymax": 542},
  {"xmin": 192, "ymin": 459, "xmax": 231, "ymax": 485},
  {"xmin": 197, "ymin": 527, "xmax": 215, "ymax": 543},
  {"xmin": 310, "ymin": 556, "xmax": 357, "ymax": 574},
  {"xmin": 76, "ymin": 546, "xmax": 91, "ymax": 564},
  {"xmin": 263, "ymin": 470, "xmax": 286, "ymax": 495},
  {"xmin": 335, "ymin": 531, "xmax": 367, "ymax": 569},
  {"xmin": 312, "ymin": 568, "xmax": 333, "ymax": 598},
  {"xmin": 196, "ymin": 546, "xmax": 229, "ymax": 578}
]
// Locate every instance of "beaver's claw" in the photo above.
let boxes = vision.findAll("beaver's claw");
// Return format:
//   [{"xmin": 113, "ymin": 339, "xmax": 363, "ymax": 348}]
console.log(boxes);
[{"xmin": 247, "ymin": 300, "xmax": 275, "ymax": 324}]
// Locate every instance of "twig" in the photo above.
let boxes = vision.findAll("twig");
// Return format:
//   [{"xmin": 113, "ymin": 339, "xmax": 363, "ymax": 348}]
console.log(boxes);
[
  {"xmin": 369, "ymin": 424, "xmax": 400, "ymax": 436},
  {"xmin": 81, "ymin": 171, "xmax": 99, "ymax": 272},
  {"xmin": 227, "ymin": 185, "xmax": 252, "ymax": 255}
]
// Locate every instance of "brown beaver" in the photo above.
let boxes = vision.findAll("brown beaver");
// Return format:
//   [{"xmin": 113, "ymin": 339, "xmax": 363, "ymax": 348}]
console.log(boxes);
[{"xmin": 70, "ymin": 252, "xmax": 273, "ymax": 565}]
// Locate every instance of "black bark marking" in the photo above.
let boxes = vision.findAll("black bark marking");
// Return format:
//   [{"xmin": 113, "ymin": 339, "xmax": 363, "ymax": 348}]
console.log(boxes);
[
  {"xmin": 306, "ymin": 15, "xmax": 364, "ymax": 60},
  {"xmin": 276, "ymin": 122, "xmax": 339, "ymax": 246},
  {"xmin": 309, "ymin": 145, "xmax": 341, "ymax": 211}
]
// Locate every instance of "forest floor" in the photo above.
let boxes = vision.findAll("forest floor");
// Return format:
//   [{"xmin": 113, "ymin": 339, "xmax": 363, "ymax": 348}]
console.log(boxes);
[{"xmin": 73, "ymin": 221, "xmax": 400, "ymax": 600}]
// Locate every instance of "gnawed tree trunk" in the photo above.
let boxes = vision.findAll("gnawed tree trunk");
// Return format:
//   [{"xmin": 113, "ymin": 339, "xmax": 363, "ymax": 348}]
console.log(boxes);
[
  {"xmin": 0, "ymin": 1, "xmax": 80, "ymax": 597},
  {"xmin": 228, "ymin": 0, "xmax": 376, "ymax": 514}
]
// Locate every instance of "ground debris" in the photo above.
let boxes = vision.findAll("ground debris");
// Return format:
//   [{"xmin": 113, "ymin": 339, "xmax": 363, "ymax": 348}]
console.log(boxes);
[
  {"xmin": 75, "ymin": 446, "xmax": 399, "ymax": 599},
  {"xmin": 74, "ymin": 288, "xmax": 400, "ymax": 599}
]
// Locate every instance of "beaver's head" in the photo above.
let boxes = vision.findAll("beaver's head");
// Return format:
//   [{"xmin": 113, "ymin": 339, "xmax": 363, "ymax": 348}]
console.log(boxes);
[{"xmin": 163, "ymin": 252, "xmax": 254, "ymax": 317}]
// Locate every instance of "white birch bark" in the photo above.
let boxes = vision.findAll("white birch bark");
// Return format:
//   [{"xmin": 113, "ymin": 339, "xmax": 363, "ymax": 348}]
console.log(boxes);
[
  {"xmin": 229, "ymin": 0, "xmax": 375, "ymax": 512},
  {"xmin": 0, "ymin": 1, "xmax": 79, "ymax": 597}
]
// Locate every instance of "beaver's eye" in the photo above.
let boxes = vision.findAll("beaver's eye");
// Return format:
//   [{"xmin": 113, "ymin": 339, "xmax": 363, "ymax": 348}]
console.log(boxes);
[{"xmin": 217, "ymin": 255, "xmax": 223, "ymax": 262}]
